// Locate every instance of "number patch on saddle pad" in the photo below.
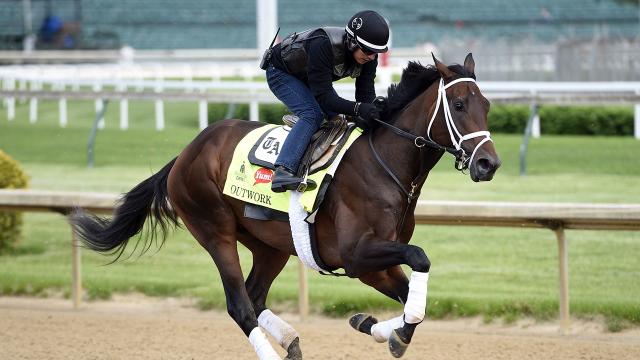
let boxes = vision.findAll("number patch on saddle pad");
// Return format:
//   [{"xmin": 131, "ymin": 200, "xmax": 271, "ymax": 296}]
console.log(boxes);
[{"xmin": 248, "ymin": 125, "xmax": 291, "ymax": 170}]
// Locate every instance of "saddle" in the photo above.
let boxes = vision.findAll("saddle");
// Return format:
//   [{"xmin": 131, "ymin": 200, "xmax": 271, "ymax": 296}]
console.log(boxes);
[
  {"xmin": 248, "ymin": 115, "xmax": 356, "ymax": 177},
  {"xmin": 285, "ymin": 114, "xmax": 354, "ymax": 177}
]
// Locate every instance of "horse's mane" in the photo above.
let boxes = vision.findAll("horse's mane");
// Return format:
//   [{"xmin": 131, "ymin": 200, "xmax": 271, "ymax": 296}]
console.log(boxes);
[{"xmin": 381, "ymin": 61, "xmax": 475, "ymax": 122}]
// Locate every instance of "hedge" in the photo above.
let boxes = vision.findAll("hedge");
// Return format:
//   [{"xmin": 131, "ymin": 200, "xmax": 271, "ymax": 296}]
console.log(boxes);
[
  {"xmin": 208, "ymin": 103, "xmax": 635, "ymax": 136},
  {"xmin": 488, "ymin": 105, "xmax": 634, "ymax": 135},
  {"xmin": 0, "ymin": 150, "xmax": 29, "ymax": 253}
]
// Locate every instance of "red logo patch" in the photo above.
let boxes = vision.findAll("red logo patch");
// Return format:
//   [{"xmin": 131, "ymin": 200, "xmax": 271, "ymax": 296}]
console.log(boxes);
[{"xmin": 254, "ymin": 168, "xmax": 273, "ymax": 185}]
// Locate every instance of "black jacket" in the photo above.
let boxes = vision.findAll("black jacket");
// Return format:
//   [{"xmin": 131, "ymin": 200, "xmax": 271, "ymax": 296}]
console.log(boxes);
[{"xmin": 270, "ymin": 29, "xmax": 377, "ymax": 116}]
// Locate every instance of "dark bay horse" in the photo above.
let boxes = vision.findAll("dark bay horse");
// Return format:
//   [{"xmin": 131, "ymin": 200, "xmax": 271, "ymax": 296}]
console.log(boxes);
[{"xmin": 71, "ymin": 54, "xmax": 500, "ymax": 359}]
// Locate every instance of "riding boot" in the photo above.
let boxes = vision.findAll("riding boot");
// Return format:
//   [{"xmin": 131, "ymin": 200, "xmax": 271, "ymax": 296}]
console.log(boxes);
[{"xmin": 271, "ymin": 166, "xmax": 317, "ymax": 193}]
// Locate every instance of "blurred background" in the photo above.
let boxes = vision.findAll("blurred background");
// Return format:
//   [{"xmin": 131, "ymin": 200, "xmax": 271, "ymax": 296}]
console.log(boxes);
[
  {"xmin": 0, "ymin": 0, "xmax": 639, "ymax": 336},
  {"xmin": 1, "ymin": 0, "xmax": 639, "ymax": 80}
]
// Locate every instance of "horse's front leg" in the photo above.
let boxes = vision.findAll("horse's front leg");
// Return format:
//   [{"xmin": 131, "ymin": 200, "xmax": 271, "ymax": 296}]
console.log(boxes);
[
  {"xmin": 343, "ymin": 241, "xmax": 431, "ymax": 358},
  {"xmin": 350, "ymin": 266, "xmax": 408, "ymax": 338}
]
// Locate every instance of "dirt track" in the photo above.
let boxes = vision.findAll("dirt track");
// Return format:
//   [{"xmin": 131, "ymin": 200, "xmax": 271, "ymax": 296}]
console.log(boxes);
[{"xmin": 1, "ymin": 296, "xmax": 639, "ymax": 360}]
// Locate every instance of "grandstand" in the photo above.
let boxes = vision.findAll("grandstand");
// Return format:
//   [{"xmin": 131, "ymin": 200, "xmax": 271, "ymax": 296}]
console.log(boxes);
[
  {"xmin": 282, "ymin": 0, "xmax": 639, "ymax": 47},
  {"xmin": 1, "ymin": 0, "xmax": 638, "ymax": 50}
]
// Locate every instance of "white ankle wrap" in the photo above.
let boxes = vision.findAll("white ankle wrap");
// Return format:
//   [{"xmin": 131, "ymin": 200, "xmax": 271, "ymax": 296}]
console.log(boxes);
[
  {"xmin": 258, "ymin": 309, "xmax": 299, "ymax": 349},
  {"xmin": 248, "ymin": 327, "xmax": 281, "ymax": 360},
  {"xmin": 404, "ymin": 271, "xmax": 430, "ymax": 324},
  {"xmin": 370, "ymin": 315, "xmax": 405, "ymax": 343}
]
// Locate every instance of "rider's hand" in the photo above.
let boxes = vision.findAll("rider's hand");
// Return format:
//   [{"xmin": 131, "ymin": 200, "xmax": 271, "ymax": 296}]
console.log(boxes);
[
  {"xmin": 356, "ymin": 102, "xmax": 380, "ymax": 129},
  {"xmin": 372, "ymin": 96, "xmax": 388, "ymax": 113}
]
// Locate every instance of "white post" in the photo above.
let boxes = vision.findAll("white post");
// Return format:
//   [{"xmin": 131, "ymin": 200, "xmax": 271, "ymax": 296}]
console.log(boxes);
[
  {"xmin": 6, "ymin": 78, "xmax": 15, "ymax": 121},
  {"xmin": 256, "ymin": 0, "xmax": 278, "ymax": 52},
  {"xmin": 155, "ymin": 100, "xmax": 164, "ymax": 131},
  {"xmin": 154, "ymin": 81, "xmax": 165, "ymax": 131},
  {"xmin": 93, "ymin": 83, "xmax": 105, "ymax": 129},
  {"xmin": 532, "ymin": 113, "xmax": 541, "ymax": 138},
  {"xmin": 29, "ymin": 81, "xmax": 39, "ymax": 123},
  {"xmin": 29, "ymin": 98, "xmax": 38, "ymax": 123},
  {"xmin": 119, "ymin": 100, "xmax": 129, "ymax": 130},
  {"xmin": 198, "ymin": 99, "xmax": 208, "ymax": 130},
  {"xmin": 59, "ymin": 86, "xmax": 68, "ymax": 128},
  {"xmin": 118, "ymin": 83, "xmax": 128, "ymax": 130},
  {"xmin": 635, "ymin": 91, "xmax": 640, "ymax": 140},
  {"xmin": 531, "ymin": 90, "xmax": 540, "ymax": 138},
  {"xmin": 250, "ymin": 101, "xmax": 259, "ymax": 122}
]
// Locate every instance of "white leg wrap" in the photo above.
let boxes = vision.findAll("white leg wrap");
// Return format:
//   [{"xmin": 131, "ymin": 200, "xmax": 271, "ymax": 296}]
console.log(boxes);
[
  {"xmin": 370, "ymin": 315, "xmax": 405, "ymax": 343},
  {"xmin": 258, "ymin": 309, "xmax": 299, "ymax": 350},
  {"xmin": 403, "ymin": 271, "xmax": 430, "ymax": 324},
  {"xmin": 248, "ymin": 327, "xmax": 281, "ymax": 360}
]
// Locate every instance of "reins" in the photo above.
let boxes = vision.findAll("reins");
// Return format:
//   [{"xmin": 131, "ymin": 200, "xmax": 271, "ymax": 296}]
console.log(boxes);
[
  {"xmin": 368, "ymin": 76, "xmax": 493, "ymax": 238},
  {"xmin": 369, "ymin": 117, "xmax": 462, "ymax": 158}
]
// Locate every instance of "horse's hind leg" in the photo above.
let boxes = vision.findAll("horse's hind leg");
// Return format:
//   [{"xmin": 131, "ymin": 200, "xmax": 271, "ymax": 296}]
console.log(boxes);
[
  {"xmin": 241, "ymin": 233, "xmax": 302, "ymax": 360},
  {"xmin": 175, "ymin": 208, "xmax": 281, "ymax": 359}
]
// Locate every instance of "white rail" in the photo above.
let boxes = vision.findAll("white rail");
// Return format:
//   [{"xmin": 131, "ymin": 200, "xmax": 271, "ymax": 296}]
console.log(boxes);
[{"xmin": 1, "ymin": 63, "xmax": 639, "ymax": 137}]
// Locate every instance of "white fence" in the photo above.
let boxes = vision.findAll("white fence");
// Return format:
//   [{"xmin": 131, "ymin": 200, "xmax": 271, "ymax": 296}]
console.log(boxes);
[{"xmin": 1, "ymin": 63, "xmax": 640, "ymax": 138}]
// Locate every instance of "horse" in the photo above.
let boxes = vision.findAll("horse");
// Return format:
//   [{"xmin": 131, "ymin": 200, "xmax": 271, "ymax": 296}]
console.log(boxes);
[{"xmin": 71, "ymin": 53, "xmax": 501, "ymax": 359}]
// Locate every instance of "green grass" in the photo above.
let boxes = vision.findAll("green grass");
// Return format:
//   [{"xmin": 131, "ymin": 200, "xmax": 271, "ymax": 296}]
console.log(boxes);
[{"xmin": 1, "ymin": 99, "xmax": 640, "ymax": 330}]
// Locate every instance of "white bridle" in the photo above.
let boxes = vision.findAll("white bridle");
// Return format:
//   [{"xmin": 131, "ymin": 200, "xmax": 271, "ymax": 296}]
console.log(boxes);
[{"xmin": 425, "ymin": 77, "xmax": 493, "ymax": 168}]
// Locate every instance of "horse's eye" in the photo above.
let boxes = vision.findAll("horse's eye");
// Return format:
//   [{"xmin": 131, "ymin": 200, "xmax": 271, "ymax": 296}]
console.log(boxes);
[{"xmin": 454, "ymin": 101, "xmax": 464, "ymax": 111}]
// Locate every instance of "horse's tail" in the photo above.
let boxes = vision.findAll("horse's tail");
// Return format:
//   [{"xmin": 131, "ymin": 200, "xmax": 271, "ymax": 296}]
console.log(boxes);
[{"xmin": 70, "ymin": 158, "xmax": 179, "ymax": 262}]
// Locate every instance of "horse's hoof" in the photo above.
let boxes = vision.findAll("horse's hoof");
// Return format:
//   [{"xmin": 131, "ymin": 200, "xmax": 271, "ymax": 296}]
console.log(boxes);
[
  {"xmin": 349, "ymin": 313, "xmax": 378, "ymax": 335},
  {"xmin": 388, "ymin": 329, "xmax": 410, "ymax": 358},
  {"xmin": 284, "ymin": 337, "xmax": 302, "ymax": 360}
]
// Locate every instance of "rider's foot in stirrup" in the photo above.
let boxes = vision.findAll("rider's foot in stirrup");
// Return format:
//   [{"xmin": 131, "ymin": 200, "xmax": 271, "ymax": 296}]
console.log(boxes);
[{"xmin": 271, "ymin": 166, "xmax": 317, "ymax": 193}]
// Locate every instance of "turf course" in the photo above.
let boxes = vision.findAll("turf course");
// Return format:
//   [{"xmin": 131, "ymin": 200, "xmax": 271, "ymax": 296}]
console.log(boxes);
[{"xmin": 0, "ymin": 98, "xmax": 639, "ymax": 330}]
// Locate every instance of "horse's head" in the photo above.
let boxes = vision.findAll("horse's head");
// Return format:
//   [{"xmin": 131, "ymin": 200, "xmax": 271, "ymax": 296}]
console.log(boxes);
[{"xmin": 427, "ymin": 53, "xmax": 501, "ymax": 182}]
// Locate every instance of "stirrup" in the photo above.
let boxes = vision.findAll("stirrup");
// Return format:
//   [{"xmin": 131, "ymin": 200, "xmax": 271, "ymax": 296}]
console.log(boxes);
[
  {"xmin": 296, "ymin": 170, "xmax": 315, "ymax": 192},
  {"xmin": 271, "ymin": 167, "xmax": 316, "ymax": 193}
]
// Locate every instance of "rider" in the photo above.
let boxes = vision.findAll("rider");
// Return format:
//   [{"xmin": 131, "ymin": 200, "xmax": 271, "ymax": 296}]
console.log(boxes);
[{"xmin": 262, "ymin": 10, "xmax": 390, "ymax": 193}]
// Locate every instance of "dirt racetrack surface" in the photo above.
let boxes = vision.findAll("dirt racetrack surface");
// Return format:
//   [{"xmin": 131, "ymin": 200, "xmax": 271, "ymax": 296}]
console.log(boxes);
[{"xmin": 1, "ymin": 295, "xmax": 639, "ymax": 360}]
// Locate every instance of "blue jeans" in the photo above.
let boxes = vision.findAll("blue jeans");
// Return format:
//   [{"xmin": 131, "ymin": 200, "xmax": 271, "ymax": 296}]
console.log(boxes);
[{"xmin": 266, "ymin": 65, "xmax": 326, "ymax": 173}]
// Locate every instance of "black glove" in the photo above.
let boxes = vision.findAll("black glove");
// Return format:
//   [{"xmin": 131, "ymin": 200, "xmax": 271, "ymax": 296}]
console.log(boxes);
[
  {"xmin": 356, "ymin": 102, "xmax": 380, "ymax": 129},
  {"xmin": 372, "ymin": 96, "xmax": 388, "ymax": 113}
]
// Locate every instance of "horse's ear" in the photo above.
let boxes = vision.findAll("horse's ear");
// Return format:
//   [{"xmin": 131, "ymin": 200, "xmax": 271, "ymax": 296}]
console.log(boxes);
[
  {"xmin": 431, "ymin": 53, "xmax": 454, "ymax": 78},
  {"xmin": 464, "ymin": 53, "xmax": 475, "ymax": 75}
]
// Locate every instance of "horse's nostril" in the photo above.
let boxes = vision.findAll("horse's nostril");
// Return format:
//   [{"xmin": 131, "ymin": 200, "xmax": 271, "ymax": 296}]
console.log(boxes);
[{"xmin": 477, "ymin": 158, "xmax": 492, "ymax": 174}]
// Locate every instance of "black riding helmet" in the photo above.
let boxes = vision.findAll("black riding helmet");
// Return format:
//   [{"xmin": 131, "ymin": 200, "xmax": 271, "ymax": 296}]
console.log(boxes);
[{"xmin": 345, "ymin": 10, "xmax": 390, "ymax": 54}]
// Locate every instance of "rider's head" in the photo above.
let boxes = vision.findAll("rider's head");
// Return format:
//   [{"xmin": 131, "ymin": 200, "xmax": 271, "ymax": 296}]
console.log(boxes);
[{"xmin": 345, "ymin": 10, "xmax": 389, "ymax": 64}]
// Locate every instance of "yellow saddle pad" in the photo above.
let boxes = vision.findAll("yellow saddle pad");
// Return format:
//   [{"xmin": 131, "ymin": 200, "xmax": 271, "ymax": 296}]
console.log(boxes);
[{"xmin": 223, "ymin": 124, "xmax": 362, "ymax": 213}]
